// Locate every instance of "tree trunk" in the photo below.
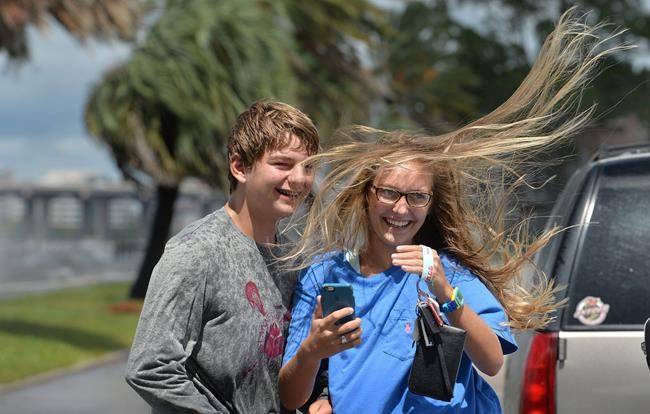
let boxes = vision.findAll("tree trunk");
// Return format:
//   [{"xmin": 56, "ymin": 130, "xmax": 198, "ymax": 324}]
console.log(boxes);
[
  {"xmin": 129, "ymin": 184, "xmax": 179, "ymax": 298},
  {"xmin": 130, "ymin": 105, "xmax": 180, "ymax": 299}
]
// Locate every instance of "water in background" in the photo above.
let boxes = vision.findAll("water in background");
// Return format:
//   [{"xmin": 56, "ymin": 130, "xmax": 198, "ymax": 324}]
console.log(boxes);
[{"xmin": 0, "ymin": 180, "xmax": 225, "ymax": 298}]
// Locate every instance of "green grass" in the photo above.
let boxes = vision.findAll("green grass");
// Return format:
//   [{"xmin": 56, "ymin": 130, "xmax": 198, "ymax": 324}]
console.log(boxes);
[{"xmin": 0, "ymin": 283, "xmax": 140, "ymax": 385}]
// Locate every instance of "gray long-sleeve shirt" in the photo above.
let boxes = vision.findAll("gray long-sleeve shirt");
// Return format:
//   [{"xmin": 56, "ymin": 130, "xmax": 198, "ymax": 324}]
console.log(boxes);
[{"xmin": 126, "ymin": 208, "xmax": 298, "ymax": 414}]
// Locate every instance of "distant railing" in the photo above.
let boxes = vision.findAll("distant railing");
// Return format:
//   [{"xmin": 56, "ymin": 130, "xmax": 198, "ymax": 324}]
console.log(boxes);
[{"xmin": 0, "ymin": 181, "xmax": 227, "ymax": 241}]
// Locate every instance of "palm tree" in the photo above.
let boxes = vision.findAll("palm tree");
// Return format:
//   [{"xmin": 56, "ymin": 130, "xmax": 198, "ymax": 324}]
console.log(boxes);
[
  {"xmin": 86, "ymin": 0, "xmax": 298, "ymax": 298},
  {"xmin": 85, "ymin": 0, "xmax": 387, "ymax": 298},
  {"xmin": 0, "ymin": 0, "xmax": 139, "ymax": 60},
  {"xmin": 284, "ymin": 0, "xmax": 387, "ymax": 137}
]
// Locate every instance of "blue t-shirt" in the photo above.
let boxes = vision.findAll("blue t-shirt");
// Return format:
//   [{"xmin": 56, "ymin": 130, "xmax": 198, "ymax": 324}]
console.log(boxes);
[{"xmin": 282, "ymin": 252, "xmax": 517, "ymax": 414}]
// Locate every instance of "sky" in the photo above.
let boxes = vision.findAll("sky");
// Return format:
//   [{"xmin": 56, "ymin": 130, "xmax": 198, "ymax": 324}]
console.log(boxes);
[
  {"xmin": 0, "ymin": 25, "xmax": 132, "ymax": 182},
  {"xmin": 1, "ymin": 6, "xmax": 648, "ymax": 183}
]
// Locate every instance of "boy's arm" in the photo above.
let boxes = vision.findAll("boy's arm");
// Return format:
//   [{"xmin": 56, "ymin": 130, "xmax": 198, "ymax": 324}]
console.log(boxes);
[{"xmin": 125, "ymin": 244, "xmax": 225, "ymax": 414}]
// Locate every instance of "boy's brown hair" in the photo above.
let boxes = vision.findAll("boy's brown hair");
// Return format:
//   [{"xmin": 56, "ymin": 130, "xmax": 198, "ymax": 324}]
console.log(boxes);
[{"xmin": 227, "ymin": 100, "xmax": 320, "ymax": 191}]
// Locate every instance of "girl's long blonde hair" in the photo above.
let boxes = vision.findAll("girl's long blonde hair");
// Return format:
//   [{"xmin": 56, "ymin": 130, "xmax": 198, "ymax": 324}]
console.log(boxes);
[{"xmin": 282, "ymin": 9, "xmax": 632, "ymax": 330}]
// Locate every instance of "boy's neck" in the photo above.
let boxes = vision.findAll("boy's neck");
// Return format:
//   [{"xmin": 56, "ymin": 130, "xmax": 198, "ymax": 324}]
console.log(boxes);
[{"xmin": 225, "ymin": 190, "xmax": 277, "ymax": 245}]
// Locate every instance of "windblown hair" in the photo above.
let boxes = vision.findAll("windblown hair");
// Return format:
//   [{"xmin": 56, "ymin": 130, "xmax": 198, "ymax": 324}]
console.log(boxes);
[{"xmin": 282, "ymin": 9, "xmax": 632, "ymax": 331}]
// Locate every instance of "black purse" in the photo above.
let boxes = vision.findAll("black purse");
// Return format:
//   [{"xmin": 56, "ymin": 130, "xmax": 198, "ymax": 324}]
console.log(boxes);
[{"xmin": 408, "ymin": 301, "xmax": 467, "ymax": 401}]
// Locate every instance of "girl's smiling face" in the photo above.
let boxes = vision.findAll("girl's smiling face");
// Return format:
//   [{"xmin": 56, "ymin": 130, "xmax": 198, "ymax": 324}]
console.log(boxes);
[{"xmin": 366, "ymin": 162, "xmax": 433, "ymax": 252}]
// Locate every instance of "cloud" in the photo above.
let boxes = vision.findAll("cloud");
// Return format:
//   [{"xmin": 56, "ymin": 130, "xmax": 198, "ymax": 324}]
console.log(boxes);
[
  {"xmin": 52, "ymin": 135, "xmax": 110, "ymax": 157},
  {"xmin": 0, "ymin": 22, "xmax": 131, "ymax": 181},
  {"xmin": 0, "ymin": 134, "xmax": 119, "ymax": 181},
  {"xmin": 0, "ymin": 137, "xmax": 30, "ymax": 155}
]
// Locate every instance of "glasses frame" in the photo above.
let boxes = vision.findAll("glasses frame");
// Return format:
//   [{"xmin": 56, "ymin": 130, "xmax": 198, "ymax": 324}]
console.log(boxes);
[{"xmin": 370, "ymin": 185, "xmax": 433, "ymax": 208}]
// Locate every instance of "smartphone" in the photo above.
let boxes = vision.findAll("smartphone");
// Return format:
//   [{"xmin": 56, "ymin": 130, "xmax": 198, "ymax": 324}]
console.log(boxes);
[{"xmin": 320, "ymin": 283, "xmax": 356, "ymax": 325}]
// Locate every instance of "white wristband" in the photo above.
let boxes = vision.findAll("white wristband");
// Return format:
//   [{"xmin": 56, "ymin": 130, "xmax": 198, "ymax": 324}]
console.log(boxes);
[{"xmin": 421, "ymin": 245, "xmax": 435, "ymax": 280}]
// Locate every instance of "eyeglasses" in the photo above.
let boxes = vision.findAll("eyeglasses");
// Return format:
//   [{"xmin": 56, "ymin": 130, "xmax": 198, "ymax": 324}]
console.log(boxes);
[{"xmin": 370, "ymin": 185, "xmax": 433, "ymax": 208}]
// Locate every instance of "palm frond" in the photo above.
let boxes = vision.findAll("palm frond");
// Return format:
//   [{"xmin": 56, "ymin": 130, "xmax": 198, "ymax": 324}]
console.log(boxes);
[{"xmin": 0, "ymin": 0, "xmax": 141, "ymax": 60}]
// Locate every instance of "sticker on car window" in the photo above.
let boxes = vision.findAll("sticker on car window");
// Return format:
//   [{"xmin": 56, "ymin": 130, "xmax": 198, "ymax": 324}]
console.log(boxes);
[{"xmin": 573, "ymin": 296, "xmax": 610, "ymax": 326}]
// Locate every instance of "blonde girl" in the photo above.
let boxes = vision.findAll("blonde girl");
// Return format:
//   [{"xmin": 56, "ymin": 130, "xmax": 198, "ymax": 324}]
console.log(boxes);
[{"xmin": 279, "ymin": 9, "xmax": 630, "ymax": 414}]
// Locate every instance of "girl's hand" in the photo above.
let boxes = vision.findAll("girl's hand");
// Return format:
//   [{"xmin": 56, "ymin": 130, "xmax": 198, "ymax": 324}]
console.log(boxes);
[
  {"xmin": 308, "ymin": 398, "xmax": 333, "ymax": 414},
  {"xmin": 299, "ymin": 296, "xmax": 362, "ymax": 362},
  {"xmin": 392, "ymin": 245, "xmax": 454, "ymax": 301}
]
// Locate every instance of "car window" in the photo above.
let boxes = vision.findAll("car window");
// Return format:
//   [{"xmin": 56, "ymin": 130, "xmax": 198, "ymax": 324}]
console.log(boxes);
[{"xmin": 565, "ymin": 158, "xmax": 650, "ymax": 329}]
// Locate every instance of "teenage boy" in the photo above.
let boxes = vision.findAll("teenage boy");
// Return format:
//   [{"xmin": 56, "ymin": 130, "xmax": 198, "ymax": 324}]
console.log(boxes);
[{"xmin": 126, "ymin": 100, "xmax": 320, "ymax": 413}]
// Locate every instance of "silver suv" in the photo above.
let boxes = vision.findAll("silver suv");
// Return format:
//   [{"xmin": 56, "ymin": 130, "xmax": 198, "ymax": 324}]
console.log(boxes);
[{"xmin": 503, "ymin": 144, "xmax": 650, "ymax": 414}]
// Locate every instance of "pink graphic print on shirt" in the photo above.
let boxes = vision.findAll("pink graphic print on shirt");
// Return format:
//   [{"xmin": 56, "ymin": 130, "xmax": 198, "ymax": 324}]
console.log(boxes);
[
  {"xmin": 244, "ymin": 281, "xmax": 286, "ymax": 359},
  {"xmin": 263, "ymin": 321, "xmax": 283, "ymax": 358},
  {"xmin": 245, "ymin": 281, "xmax": 266, "ymax": 315}
]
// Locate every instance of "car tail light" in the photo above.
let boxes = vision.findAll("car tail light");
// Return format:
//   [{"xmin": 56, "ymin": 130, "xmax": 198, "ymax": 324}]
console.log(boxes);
[{"xmin": 520, "ymin": 331, "xmax": 558, "ymax": 414}]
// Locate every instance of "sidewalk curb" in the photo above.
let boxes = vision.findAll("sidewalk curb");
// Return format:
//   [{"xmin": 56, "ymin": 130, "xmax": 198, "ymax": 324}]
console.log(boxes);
[{"xmin": 0, "ymin": 349, "xmax": 130, "ymax": 395}]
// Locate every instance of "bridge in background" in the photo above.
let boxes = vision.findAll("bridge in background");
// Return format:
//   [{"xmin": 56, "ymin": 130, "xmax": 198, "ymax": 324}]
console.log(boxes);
[{"xmin": 0, "ymin": 180, "xmax": 227, "ymax": 241}]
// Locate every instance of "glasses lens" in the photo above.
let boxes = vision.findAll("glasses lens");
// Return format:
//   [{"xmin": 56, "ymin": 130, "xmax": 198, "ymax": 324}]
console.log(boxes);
[
  {"xmin": 406, "ymin": 192, "xmax": 431, "ymax": 207},
  {"xmin": 375, "ymin": 187, "xmax": 400, "ymax": 203}
]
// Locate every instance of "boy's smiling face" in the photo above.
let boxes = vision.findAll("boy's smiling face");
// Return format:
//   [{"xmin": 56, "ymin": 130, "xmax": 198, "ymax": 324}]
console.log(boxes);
[{"xmin": 243, "ymin": 134, "xmax": 314, "ymax": 221}]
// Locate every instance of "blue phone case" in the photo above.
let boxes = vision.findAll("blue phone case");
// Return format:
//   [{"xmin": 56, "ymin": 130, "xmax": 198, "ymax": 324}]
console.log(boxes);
[{"xmin": 321, "ymin": 283, "xmax": 356, "ymax": 325}]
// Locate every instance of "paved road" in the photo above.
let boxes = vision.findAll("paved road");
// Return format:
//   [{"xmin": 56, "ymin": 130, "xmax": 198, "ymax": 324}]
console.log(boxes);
[
  {"xmin": 0, "ymin": 357, "xmax": 149, "ymax": 414},
  {"xmin": 0, "ymin": 355, "xmax": 505, "ymax": 414}
]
